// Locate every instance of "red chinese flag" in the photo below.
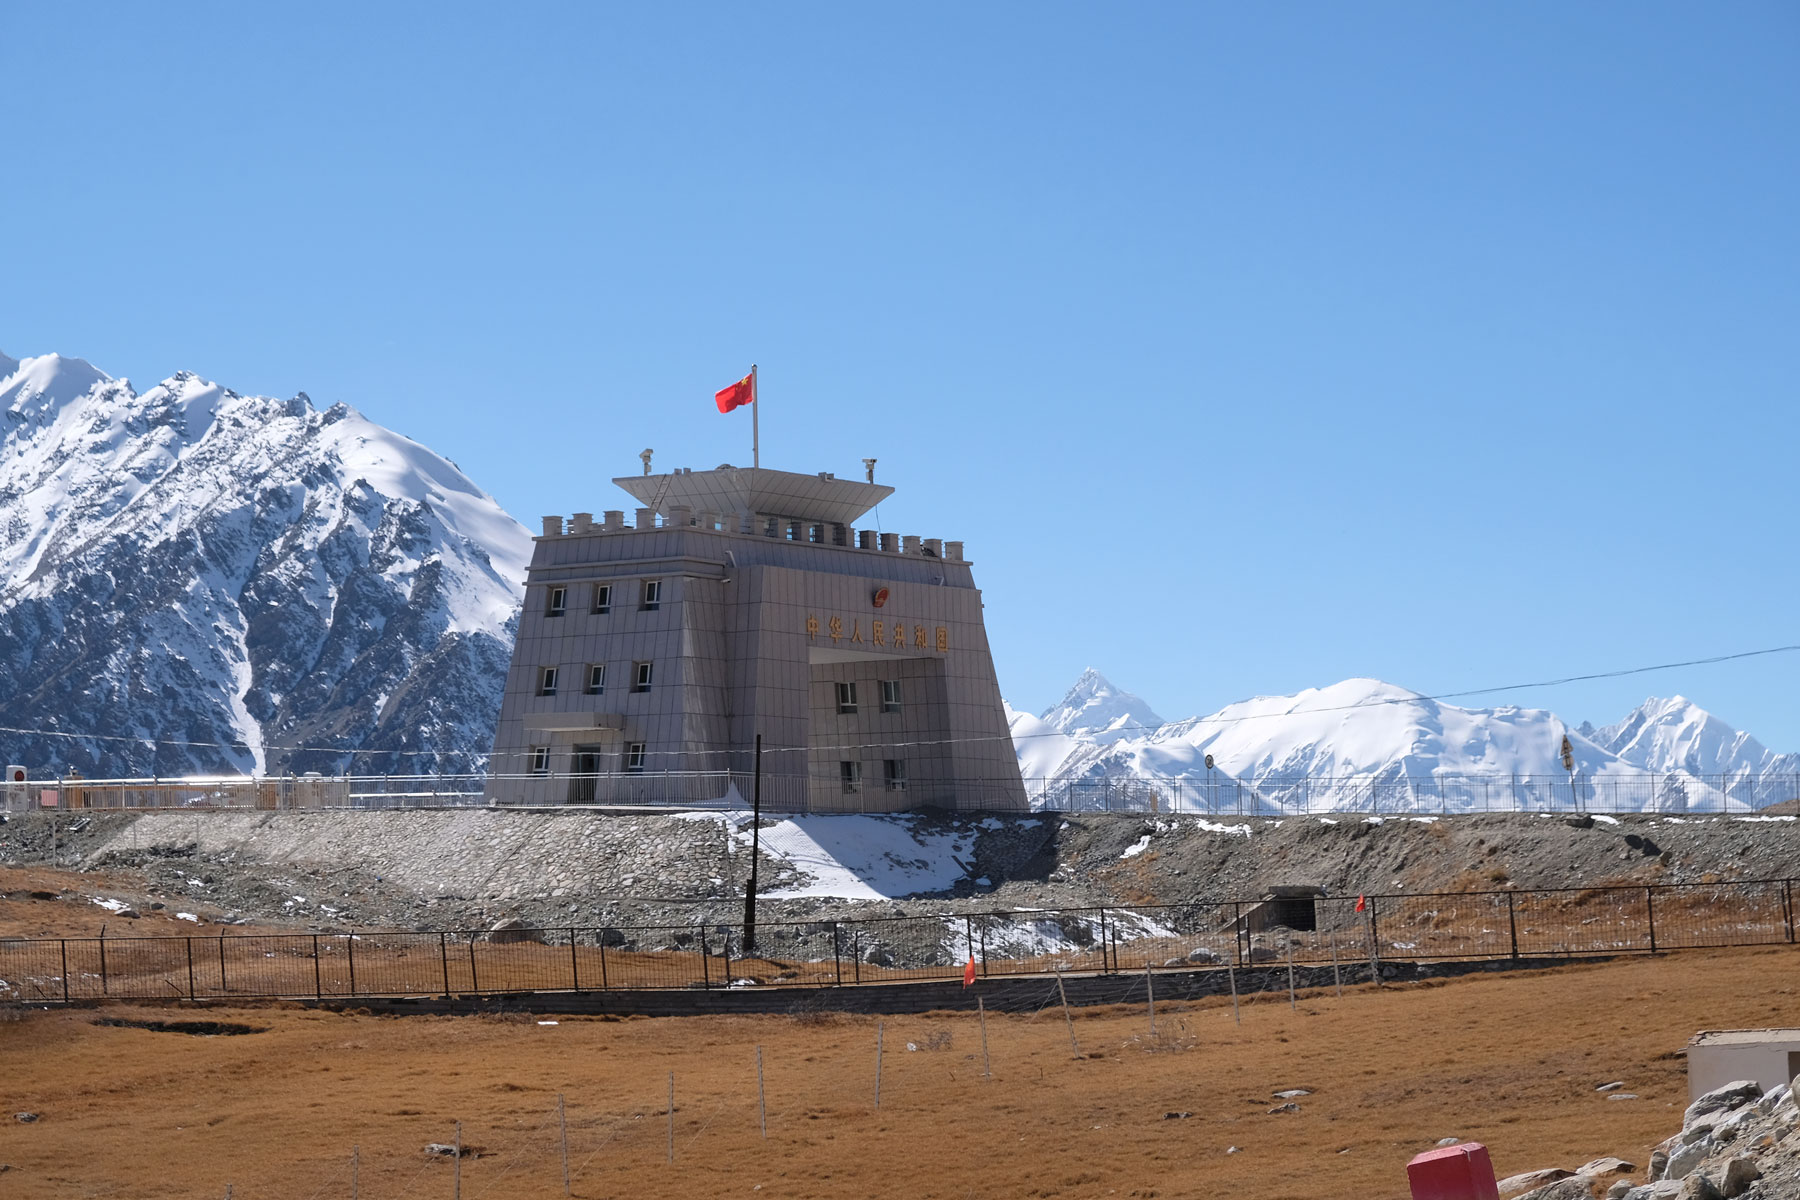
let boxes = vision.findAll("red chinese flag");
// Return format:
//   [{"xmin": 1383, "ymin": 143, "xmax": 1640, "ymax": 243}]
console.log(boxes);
[
  {"xmin": 714, "ymin": 370, "xmax": 755, "ymax": 413},
  {"xmin": 963, "ymin": 957, "xmax": 977, "ymax": 987},
  {"xmin": 1355, "ymin": 894, "xmax": 1367, "ymax": 912}
]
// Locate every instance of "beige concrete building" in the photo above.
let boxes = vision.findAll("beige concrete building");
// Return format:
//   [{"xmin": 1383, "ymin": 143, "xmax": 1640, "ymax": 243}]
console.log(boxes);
[{"xmin": 484, "ymin": 460, "xmax": 1026, "ymax": 812}]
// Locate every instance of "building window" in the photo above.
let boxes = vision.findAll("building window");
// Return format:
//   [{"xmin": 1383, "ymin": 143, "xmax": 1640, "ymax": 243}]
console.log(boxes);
[
  {"xmin": 640, "ymin": 579, "xmax": 661, "ymax": 610},
  {"xmin": 633, "ymin": 661, "xmax": 653, "ymax": 692},
  {"xmin": 538, "ymin": 666, "xmax": 559, "ymax": 697},
  {"xmin": 884, "ymin": 759, "xmax": 907, "ymax": 791},
  {"xmin": 626, "ymin": 742, "xmax": 646, "ymax": 773},
  {"xmin": 836, "ymin": 681, "xmax": 858, "ymax": 715},
  {"xmin": 840, "ymin": 760, "xmax": 862, "ymax": 794},
  {"xmin": 528, "ymin": 746, "xmax": 549, "ymax": 775},
  {"xmin": 585, "ymin": 664, "xmax": 605, "ymax": 695},
  {"xmin": 591, "ymin": 584, "xmax": 611, "ymax": 615},
  {"xmin": 881, "ymin": 679, "xmax": 902, "ymax": 713},
  {"xmin": 546, "ymin": 586, "xmax": 566, "ymax": 617}
]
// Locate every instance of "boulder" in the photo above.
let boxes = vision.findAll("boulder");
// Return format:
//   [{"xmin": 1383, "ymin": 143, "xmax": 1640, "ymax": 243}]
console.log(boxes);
[
  {"xmin": 487, "ymin": 917, "xmax": 545, "ymax": 945},
  {"xmin": 1624, "ymin": 1183, "xmax": 1683, "ymax": 1200},
  {"xmin": 1247, "ymin": 946, "xmax": 1280, "ymax": 963},
  {"xmin": 597, "ymin": 927, "xmax": 626, "ymax": 948},
  {"xmin": 1718, "ymin": 1156, "xmax": 1761, "ymax": 1198},
  {"xmin": 1684, "ymin": 1081, "xmax": 1762, "ymax": 1129},
  {"xmin": 1518, "ymin": 1179, "xmax": 1598, "ymax": 1200},
  {"xmin": 1579, "ymin": 1157, "xmax": 1637, "ymax": 1177},
  {"xmin": 1679, "ymin": 1173, "xmax": 1722, "ymax": 1200},
  {"xmin": 1665, "ymin": 1138, "xmax": 1712, "ymax": 1181},
  {"xmin": 1499, "ymin": 1169, "xmax": 1574, "ymax": 1195},
  {"xmin": 1607, "ymin": 1184, "xmax": 1633, "ymax": 1200},
  {"xmin": 1185, "ymin": 946, "xmax": 1223, "ymax": 964}
]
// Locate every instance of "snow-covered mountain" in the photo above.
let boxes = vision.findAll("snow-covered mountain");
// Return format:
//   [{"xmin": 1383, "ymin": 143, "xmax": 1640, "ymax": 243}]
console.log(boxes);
[
  {"xmin": 0, "ymin": 351, "xmax": 531, "ymax": 777},
  {"xmin": 1584, "ymin": 697, "xmax": 1800, "ymax": 806},
  {"xmin": 1010, "ymin": 672, "xmax": 1798, "ymax": 813}
]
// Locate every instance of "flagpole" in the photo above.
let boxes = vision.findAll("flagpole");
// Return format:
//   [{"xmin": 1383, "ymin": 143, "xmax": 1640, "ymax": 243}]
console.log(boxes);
[{"xmin": 751, "ymin": 363, "xmax": 759, "ymax": 468}]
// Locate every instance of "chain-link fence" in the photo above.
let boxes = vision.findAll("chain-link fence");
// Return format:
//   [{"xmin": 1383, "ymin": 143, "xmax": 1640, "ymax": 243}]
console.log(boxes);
[{"xmin": 5, "ymin": 877, "xmax": 1795, "ymax": 1005}]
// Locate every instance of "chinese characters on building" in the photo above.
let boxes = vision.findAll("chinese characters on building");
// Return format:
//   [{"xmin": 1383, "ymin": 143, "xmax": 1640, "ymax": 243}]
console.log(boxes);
[{"xmin": 806, "ymin": 614, "xmax": 949, "ymax": 652}]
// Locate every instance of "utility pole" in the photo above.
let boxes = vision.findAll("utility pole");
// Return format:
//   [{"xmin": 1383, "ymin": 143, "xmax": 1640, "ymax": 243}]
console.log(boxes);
[{"xmin": 742, "ymin": 734, "xmax": 763, "ymax": 954}]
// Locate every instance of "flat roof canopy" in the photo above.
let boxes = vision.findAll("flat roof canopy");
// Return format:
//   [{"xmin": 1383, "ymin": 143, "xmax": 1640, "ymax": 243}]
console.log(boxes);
[{"xmin": 613, "ymin": 466, "xmax": 894, "ymax": 525}]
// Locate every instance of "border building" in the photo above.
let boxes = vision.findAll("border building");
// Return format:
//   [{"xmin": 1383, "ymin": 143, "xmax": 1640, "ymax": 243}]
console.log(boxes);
[{"xmin": 484, "ymin": 459, "xmax": 1026, "ymax": 812}]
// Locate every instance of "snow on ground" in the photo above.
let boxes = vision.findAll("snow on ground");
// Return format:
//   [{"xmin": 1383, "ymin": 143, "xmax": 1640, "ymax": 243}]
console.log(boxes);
[{"xmin": 669, "ymin": 812, "xmax": 981, "ymax": 901}]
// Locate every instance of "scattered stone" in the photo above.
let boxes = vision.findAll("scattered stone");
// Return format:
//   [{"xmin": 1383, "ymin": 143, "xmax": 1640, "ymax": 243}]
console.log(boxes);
[
  {"xmin": 1597, "ymin": 1081, "xmax": 1628, "ymax": 1092},
  {"xmin": 1666, "ymin": 1138, "xmax": 1712, "ymax": 1181},
  {"xmin": 1162, "ymin": 1111, "xmax": 1192, "ymax": 1120},
  {"xmin": 1498, "ymin": 1168, "xmax": 1574, "ymax": 1195},
  {"xmin": 1266, "ymin": 1102, "xmax": 1299, "ymax": 1114},
  {"xmin": 1437, "ymin": 1137, "xmax": 1461, "ymax": 1146},
  {"xmin": 598, "ymin": 927, "xmax": 627, "ymax": 948},
  {"xmin": 486, "ymin": 917, "xmax": 544, "ymax": 944},
  {"xmin": 1678, "ymin": 1172, "xmax": 1723, "ymax": 1200},
  {"xmin": 1718, "ymin": 1156, "xmax": 1761, "ymax": 1197},
  {"xmin": 1579, "ymin": 1157, "xmax": 1637, "ymax": 1177},
  {"xmin": 13, "ymin": 1113, "xmax": 37, "ymax": 1123},
  {"xmin": 1518, "ymin": 1178, "xmax": 1599, "ymax": 1200},
  {"xmin": 148, "ymin": 901, "xmax": 164, "ymax": 910},
  {"xmin": 1607, "ymin": 1094, "xmax": 1641, "ymax": 1101},
  {"xmin": 1624, "ymin": 1183, "xmax": 1684, "ymax": 1199},
  {"xmin": 423, "ymin": 1143, "xmax": 478, "ymax": 1158},
  {"xmin": 1564, "ymin": 814, "xmax": 1595, "ymax": 829},
  {"xmin": 1649, "ymin": 1149, "xmax": 1669, "ymax": 1180},
  {"xmin": 1225, "ymin": 1145, "xmax": 1240, "ymax": 1154},
  {"xmin": 117, "ymin": 908, "xmax": 141, "ymax": 919},
  {"xmin": 1247, "ymin": 946, "xmax": 1280, "ymax": 963},
  {"xmin": 1185, "ymin": 946, "xmax": 1223, "ymax": 964},
  {"xmin": 1684, "ymin": 1081, "xmax": 1762, "ymax": 1128},
  {"xmin": 1273, "ymin": 1089, "xmax": 1312, "ymax": 1100},
  {"xmin": 1607, "ymin": 1183, "xmax": 1633, "ymax": 1200}
]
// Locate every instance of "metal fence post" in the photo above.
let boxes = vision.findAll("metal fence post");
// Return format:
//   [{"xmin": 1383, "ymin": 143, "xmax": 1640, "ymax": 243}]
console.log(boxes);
[
  {"xmin": 439, "ymin": 932, "xmax": 450, "ymax": 995},
  {"xmin": 699, "ymin": 926, "xmax": 711, "ymax": 990},
  {"xmin": 1506, "ymin": 891, "xmax": 1519, "ymax": 959},
  {"xmin": 217, "ymin": 934, "xmax": 227, "ymax": 993},
  {"xmin": 186, "ymin": 938, "xmax": 197, "ymax": 999},
  {"xmin": 1785, "ymin": 881, "xmax": 1795, "ymax": 944},
  {"xmin": 347, "ymin": 933, "xmax": 357, "ymax": 996},
  {"xmin": 1232, "ymin": 902, "xmax": 1243, "ymax": 968},
  {"xmin": 467, "ymin": 934, "xmax": 478, "ymax": 993},
  {"xmin": 99, "ymin": 931, "xmax": 108, "ymax": 995},
  {"xmin": 59, "ymin": 939, "xmax": 69, "ymax": 1003},
  {"xmin": 569, "ymin": 928, "xmax": 580, "ymax": 991},
  {"xmin": 1646, "ymin": 887, "xmax": 1658, "ymax": 953},
  {"xmin": 832, "ymin": 921, "xmax": 843, "ymax": 985},
  {"xmin": 599, "ymin": 935, "xmax": 609, "ymax": 991},
  {"xmin": 312, "ymin": 935, "xmax": 322, "ymax": 998}
]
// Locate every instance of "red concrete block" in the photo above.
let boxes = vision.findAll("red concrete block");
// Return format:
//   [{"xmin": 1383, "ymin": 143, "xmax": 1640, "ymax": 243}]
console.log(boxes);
[{"xmin": 1406, "ymin": 1142, "xmax": 1500, "ymax": 1200}]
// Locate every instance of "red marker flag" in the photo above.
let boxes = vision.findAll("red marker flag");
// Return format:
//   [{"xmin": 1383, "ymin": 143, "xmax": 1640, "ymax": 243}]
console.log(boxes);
[
  {"xmin": 715, "ymin": 368, "xmax": 756, "ymax": 413},
  {"xmin": 1355, "ymin": 894, "xmax": 1366, "ymax": 912},
  {"xmin": 963, "ymin": 956, "xmax": 977, "ymax": 987}
]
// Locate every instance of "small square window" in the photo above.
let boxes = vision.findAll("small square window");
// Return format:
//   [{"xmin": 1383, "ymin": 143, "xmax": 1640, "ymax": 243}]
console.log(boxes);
[
  {"xmin": 626, "ymin": 742, "xmax": 646, "ymax": 773},
  {"xmin": 640, "ymin": 579, "xmax": 662, "ymax": 611},
  {"xmin": 585, "ymin": 664, "xmax": 605, "ymax": 695},
  {"xmin": 527, "ymin": 746, "xmax": 549, "ymax": 775},
  {"xmin": 836, "ymin": 681, "xmax": 858, "ymax": 715},
  {"xmin": 884, "ymin": 759, "xmax": 907, "ymax": 791},
  {"xmin": 592, "ymin": 584, "xmax": 612, "ymax": 615},
  {"xmin": 840, "ymin": 760, "xmax": 862, "ymax": 794},
  {"xmin": 538, "ymin": 666, "xmax": 559, "ymax": 697},
  {"xmin": 881, "ymin": 679, "xmax": 902, "ymax": 713},
  {"xmin": 633, "ymin": 661, "xmax": 653, "ymax": 692},
  {"xmin": 546, "ymin": 587, "xmax": 566, "ymax": 617}
]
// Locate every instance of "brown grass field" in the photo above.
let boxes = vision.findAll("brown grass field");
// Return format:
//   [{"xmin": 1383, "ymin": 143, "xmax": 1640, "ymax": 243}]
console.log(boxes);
[{"xmin": 4, "ymin": 944, "xmax": 1799, "ymax": 1200}]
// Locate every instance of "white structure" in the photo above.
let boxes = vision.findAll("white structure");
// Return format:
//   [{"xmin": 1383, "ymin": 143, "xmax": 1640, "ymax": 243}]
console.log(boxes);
[
  {"xmin": 1686, "ymin": 1029, "xmax": 1800, "ymax": 1101},
  {"xmin": 484, "ymin": 462, "xmax": 1026, "ymax": 812}
]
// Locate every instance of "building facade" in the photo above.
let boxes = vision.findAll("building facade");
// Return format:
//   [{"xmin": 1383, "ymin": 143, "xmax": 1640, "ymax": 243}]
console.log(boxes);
[{"xmin": 484, "ymin": 462, "xmax": 1026, "ymax": 812}]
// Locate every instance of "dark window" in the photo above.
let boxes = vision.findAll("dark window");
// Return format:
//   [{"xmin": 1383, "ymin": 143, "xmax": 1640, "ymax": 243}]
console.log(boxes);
[
  {"xmin": 640, "ymin": 579, "xmax": 661, "ymax": 610},
  {"xmin": 592, "ymin": 584, "xmax": 611, "ymax": 615},
  {"xmin": 528, "ymin": 746, "xmax": 549, "ymax": 775},
  {"xmin": 626, "ymin": 743, "xmax": 646, "ymax": 773},
  {"xmin": 634, "ymin": 661, "xmax": 653, "ymax": 692},
  {"xmin": 884, "ymin": 759, "xmax": 907, "ymax": 791},
  {"xmin": 546, "ymin": 587, "xmax": 566, "ymax": 617},
  {"xmin": 836, "ymin": 681, "xmax": 858, "ymax": 715},
  {"xmin": 585, "ymin": 664, "xmax": 605, "ymax": 695},
  {"xmin": 881, "ymin": 679, "xmax": 902, "ymax": 713},
  {"xmin": 840, "ymin": 761, "xmax": 862, "ymax": 794},
  {"xmin": 538, "ymin": 666, "xmax": 559, "ymax": 697}
]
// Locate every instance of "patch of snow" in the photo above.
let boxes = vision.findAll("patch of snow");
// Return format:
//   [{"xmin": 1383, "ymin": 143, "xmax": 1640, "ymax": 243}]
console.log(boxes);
[
  {"xmin": 735, "ymin": 815, "xmax": 976, "ymax": 901},
  {"xmin": 1120, "ymin": 835, "xmax": 1152, "ymax": 859},
  {"xmin": 176, "ymin": 912, "xmax": 200, "ymax": 923},
  {"xmin": 92, "ymin": 898, "xmax": 129, "ymax": 912},
  {"xmin": 1593, "ymin": 815, "xmax": 1620, "ymax": 825}
]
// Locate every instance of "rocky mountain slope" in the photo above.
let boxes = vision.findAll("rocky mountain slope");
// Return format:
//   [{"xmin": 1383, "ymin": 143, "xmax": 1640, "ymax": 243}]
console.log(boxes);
[{"xmin": 0, "ymin": 352, "xmax": 531, "ymax": 778}]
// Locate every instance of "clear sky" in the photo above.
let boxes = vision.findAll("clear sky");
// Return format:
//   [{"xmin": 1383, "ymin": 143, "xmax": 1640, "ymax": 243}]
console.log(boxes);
[{"xmin": 4, "ymin": 3, "xmax": 1797, "ymax": 747}]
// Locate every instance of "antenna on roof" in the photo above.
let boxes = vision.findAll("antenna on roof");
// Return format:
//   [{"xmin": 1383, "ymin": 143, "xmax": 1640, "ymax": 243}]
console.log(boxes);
[
  {"xmin": 639, "ymin": 448, "xmax": 654, "ymax": 476},
  {"xmin": 862, "ymin": 457, "xmax": 877, "ymax": 484}
]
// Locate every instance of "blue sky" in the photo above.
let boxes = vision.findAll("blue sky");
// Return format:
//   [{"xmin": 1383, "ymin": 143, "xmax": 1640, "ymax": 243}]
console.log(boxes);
[{"xmin": 5, "ymin": 3, "xmax": 1797, "ymax": 745}]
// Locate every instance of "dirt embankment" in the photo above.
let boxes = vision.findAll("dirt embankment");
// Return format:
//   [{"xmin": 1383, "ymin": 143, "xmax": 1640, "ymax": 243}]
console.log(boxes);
[{"xmin": 0, "ymin": 808, "xmax": 1795, "ymax": 936}]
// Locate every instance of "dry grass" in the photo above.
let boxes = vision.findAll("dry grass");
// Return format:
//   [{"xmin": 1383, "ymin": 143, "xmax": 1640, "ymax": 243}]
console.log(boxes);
[{"xmin": 4, "ymin": 945, "xmax": 1798, "ymax": 1198}]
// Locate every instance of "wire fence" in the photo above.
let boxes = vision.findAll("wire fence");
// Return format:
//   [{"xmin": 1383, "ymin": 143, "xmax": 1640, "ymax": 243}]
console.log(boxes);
[
  {"xmin": 4, "ymin": 878, "xmax": 1794, "ymax": 1005},
  {"xmin": 5, "ymin": 769, "xmax": 1798, "ymax": 815}
]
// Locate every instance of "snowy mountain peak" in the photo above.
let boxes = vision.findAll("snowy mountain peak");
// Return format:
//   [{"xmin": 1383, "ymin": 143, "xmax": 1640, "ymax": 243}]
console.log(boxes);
[
  {"xmin": 1592, "ymin": 696, "xmax": 1795, "ymax": 779},
  {"xmin": 1041, "ymin": 668, "xmax": 1164, "ymax": 741},
  {"xmin": 0, "ymin": 352, "xmax": 533, "ymax": 777}
]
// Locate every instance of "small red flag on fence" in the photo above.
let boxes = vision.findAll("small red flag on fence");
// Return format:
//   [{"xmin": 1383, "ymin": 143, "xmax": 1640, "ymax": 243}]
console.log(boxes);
[
  {"xmin": 1355, "ymin": 894, "xmax": 1366, "ymax": 912},
  {"xmin": 963, "ymin": 956, "xmax": 977, "ymax": 986}
]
